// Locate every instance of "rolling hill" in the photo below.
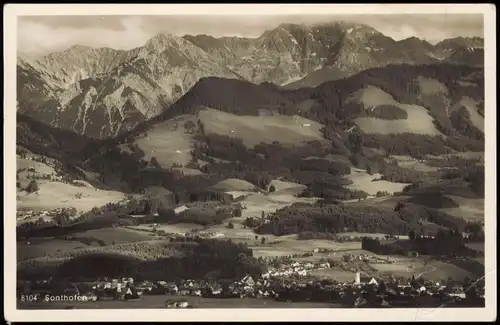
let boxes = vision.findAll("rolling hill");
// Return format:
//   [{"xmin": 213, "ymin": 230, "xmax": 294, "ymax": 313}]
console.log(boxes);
[
  {"xmin": 16, "ymin": 63, "xmax": 485, "ymax": 255},
  {"xmin": 17, "ymin": 63, "xmax": 484, "ymax": 193}
]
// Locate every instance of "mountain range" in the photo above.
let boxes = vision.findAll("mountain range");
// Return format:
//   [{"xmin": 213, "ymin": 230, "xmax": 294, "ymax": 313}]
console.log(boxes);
[{"xmin": 17, "ymin": 21, "xmax": 484, "ymax": 139}]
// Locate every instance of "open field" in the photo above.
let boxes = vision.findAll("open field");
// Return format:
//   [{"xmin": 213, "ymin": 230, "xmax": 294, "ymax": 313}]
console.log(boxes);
[
  {"xmin": 249, "ymin": 239, "xmax": 365, "ymax": 259},
  {"xmin": 372, "ymin": 256, "xmax": 482, "ymax": 282},
  {"xmin": 422, "ymin": 260, "xmax": 482, "ymax": 281},
  {"xmin": 199, "ymin": 108, "xmax": 326, "ymax": 148},
  {"xmin": 426, "ymin": 151, "xmax": 484, "ymax": 161},
  {"xmin": 226, "ymin": 190, "xmax": 319, "ymax": 225},
  {"xmin": 212, "ymin": 178, "xmax": 256, "ymax": 192},
  {"xmin": 267, "ymin": 179, "xmax": 306, "ymax": 193},
  {"xmin": 416, "ymin": 76, "xmax": 449, "ymax": 96},
  {"xmin": 17, "ymin": 238, "xmax": 92, "ymax": 261},
  {"xmin": 349, "ymin": 86, "xmax": 441, "ymax": 135},
  {"xmin": 345, "ymin": 167, "xmax": 410, "ymax": 196},
  {"xmin": 465, "ymin": 242, "xmax": 485, "ymax": 253},
  {"xmin": 17, "ymin": 180, "xmax": 126, "ymax": 216},
  {"xmin": 18, "ymin": 239, "xmax": 182, "ymax": 264},
  {"xmin": 18, "ymin": 295, "xmax": 339, "ymax": 309},
  {"xmin": 128, "ymin": 115, "xmax": 198, "ymax": 168},
  {"xmin": 73, "ymin": 227, "xmax": 155, "ymax": 245},
  {"xmin": 372, "ymin": 262, "xmax": 428, "ymax": 278},
  {"xmin": 308, "ymin": 268, "xmax": 358, "ymax": 282},
  {"xmin": 225, "ymin": 191, "xmax": 252, "ymax": 200},
  {"xmin": 17, "ymin": 157, "xmax": 57, "ymax": 176},
  {"xmin": 347, "ymin": 193, "xmax": 484, "ymax": 223},
  {"xmin": 440, "ymin": 196, "xmax": 484, "ymax": 222},
  {"xmin": 130, "ymin": 223, "xmax": 202, "ymax": 234},
  {"xmin": 16, "ymin": 155, "xmax": 127, "ymax": 217}
]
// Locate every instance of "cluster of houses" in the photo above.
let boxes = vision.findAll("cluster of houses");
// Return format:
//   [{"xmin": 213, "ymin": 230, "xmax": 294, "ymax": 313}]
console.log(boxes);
[
  {"xmin": 20, "ymin": 269, "xmax": 484, "ymax": 308},
  {"xmin": 16, "ymin": 208, "xmax": 68, "ymax": 222},
  {"xmin": 343, "ymin": 253, "xmax": 394, "ymax": 264},
  {"xmin": 262, "ymin": 260, "xmax": 331, "ymax": 278},
  {"xmin": 142, "ymin": 225, "xmax": 226, "ymax": 240}
]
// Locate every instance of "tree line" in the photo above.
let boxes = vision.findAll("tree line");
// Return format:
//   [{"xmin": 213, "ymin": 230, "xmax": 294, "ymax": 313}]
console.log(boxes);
[
  {"xmin": 20, "ymin": 237, "xmax": 267, "ymax": 282},
  {"xmin": 251, "ymin": 200, "xmax": 469, "ymax": 237},
  {"xmin": 361, "ymin": 228, "xmax": 484, "ymax": 258}
]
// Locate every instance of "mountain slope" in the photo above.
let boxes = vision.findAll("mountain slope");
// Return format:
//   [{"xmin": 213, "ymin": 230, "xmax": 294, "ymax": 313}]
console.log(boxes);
[
  {"xmin": 18, "ymin": 35, "xmax": 242, "ymax": 138},
  {"xmin": 66, "ymin": 64, "xmax": 483, "ymax": 190},
  {"xmin": 17, "ymin": 23, "xmax": 485, "ymax": 139},
  {"xmin": 16, "ymin": 64, "xmax": 485, "ymax": 244}
]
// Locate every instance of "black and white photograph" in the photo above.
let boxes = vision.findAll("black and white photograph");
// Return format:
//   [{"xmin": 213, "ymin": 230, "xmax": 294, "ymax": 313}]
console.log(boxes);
[{"xmin": 4, "ymin": 3, "xmax": 496, "ymax": 322}]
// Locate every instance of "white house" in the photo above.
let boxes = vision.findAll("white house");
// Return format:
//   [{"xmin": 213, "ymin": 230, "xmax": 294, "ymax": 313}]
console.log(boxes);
[
  {"xmin": 297, "ymin": 270, "xmax": 308, "ymax": 276},
  {"xmin": 178, "ymin": 301, "xmax": 189, "ymax": 308},
  {"xmin": 358, "ymin": 276, "xmax": 379, "ymax": 286},
  {"xmin": 242, "ymin": 275, "xmax": 255, "ymax": 287},
  {"xmin": 174, "ymin": 205, "xmax": 189, "ymax": 215},
  {"xmin": 449, "ymin": 293, "xmax": 466, "ymax": 299}
]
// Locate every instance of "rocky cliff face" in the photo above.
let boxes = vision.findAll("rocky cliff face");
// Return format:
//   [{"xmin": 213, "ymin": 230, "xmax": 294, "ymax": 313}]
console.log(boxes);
[
  {"xmin": 19, "ymin": 34, "xmax": 241, "ymax": 138},
  {"xmin": 17, "ymin": 22, "xmax": 484, "ymax": 139}
]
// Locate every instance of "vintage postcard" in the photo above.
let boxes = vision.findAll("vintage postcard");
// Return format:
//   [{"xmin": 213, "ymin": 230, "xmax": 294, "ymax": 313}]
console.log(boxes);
[{"xmin": 3, "ymin": 3, "xmax": 496, "ymax": 322}]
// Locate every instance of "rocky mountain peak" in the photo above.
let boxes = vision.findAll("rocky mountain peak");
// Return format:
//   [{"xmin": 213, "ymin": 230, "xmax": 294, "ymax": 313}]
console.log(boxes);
[
  {"xmin": 144, "ymin": 33, "xmax": 185, "ymax": 52},
  {"xmin": 435, "ymin": 36, "xmax": 484, "ymax": 50},
  {"xmin": 396, "ymin": 36, "xmax": 434, "ymax": 50},
  {"xmin": 64, "ymin": 44, "xmax": 94, "ymax": 52}
]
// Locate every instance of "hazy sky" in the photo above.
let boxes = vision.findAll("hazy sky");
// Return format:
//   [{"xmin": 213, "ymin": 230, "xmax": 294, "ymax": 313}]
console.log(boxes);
[{"xmin": 18, "ymin": 14, "xmax": 484, "ymax": 55}]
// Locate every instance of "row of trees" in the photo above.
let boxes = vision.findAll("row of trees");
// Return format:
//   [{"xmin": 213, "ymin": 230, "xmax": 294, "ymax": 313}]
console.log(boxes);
[
  {"xmin": 252, "ymin": 198, "xmax": 470, "ymax": 238},
  {"xmin": 255, "ymin": 203, "xmax": 411, "ymax": 236},
  {"xmin": 362, "ymin": 227, "xmax": 483, "ymax": 257}
]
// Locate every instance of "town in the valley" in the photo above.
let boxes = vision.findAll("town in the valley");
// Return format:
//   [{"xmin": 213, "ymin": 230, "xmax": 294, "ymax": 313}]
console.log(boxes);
[{"xmin": 18, "ymin": 231, "xmax": 485, "ymax": 309}]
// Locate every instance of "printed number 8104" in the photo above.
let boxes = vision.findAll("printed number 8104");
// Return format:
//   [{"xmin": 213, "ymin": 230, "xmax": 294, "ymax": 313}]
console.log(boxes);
[{"xmin": 20, "ymin": 294, "xmax": 39, "ymax": 302}]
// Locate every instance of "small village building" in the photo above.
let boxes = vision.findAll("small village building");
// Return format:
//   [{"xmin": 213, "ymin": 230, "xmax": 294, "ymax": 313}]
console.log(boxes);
[
  {"xmin": 178, "ymin": 301, "xmax": 189, "ymax": 308},
  {"xmin": 174, "ymin": 205, "xmax": 189, "ymax": 215},
  {"xmin": 417, "ymin": 286, "xmax": 427, "ymax": 293},
  {"xmin": 124, "ymin": 287, "xmax": 141, "ymax": 301},
  {"xmin": 242, "ymin": 275, "xmax": 255, "ymax": 287},
  {"xmin": 359, "ymin": 276, "xmax": 379, "ymax": 286},
  {"xmin": 179, "ymin": 289, "xmax": 190, "ymax": 296},
  {"xmin": 355, "ymin": 272, "xmax": 361, "ymax": 285}
]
